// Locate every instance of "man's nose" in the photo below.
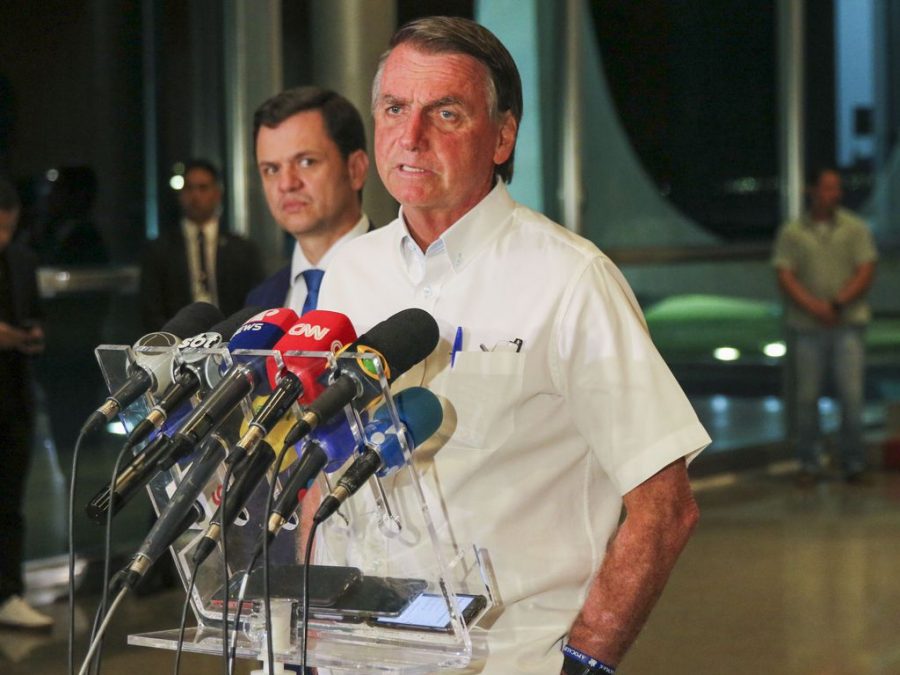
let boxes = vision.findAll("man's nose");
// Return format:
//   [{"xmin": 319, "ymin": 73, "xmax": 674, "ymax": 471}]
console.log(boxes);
[
  {"xmin": 399, "ymin": 111, "xmax": 427, "ymax": 151},
  {"xmin": 279, "ymin": 165, "xmax": 302, "ymax": 191}
]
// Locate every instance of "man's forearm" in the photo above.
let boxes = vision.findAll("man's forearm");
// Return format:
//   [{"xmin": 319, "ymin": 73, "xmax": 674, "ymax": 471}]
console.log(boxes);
[
  {"xmin": 565, "ymin": 459, "xmax": 699, "ymax": 668},
  {"xmin": 776, "ymin": 268, "xmax": 837, "ymax": 324},
  {"xmin": 834, "ymin": 261, "xmax": 876, "ymax": 307}
]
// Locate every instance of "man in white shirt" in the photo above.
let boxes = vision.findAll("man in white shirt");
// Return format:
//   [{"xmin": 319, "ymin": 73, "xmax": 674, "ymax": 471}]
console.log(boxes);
[
  {"xmin": 318, "ymin": 17, "xmax": 710, "ymax": 674},
  {"xmin": 139, "ymin": 158, "xmax": 263, "ymax": 331},
  {"xmin": 245, "ymin": 87, "xmax": 371, "ymax": 313}
]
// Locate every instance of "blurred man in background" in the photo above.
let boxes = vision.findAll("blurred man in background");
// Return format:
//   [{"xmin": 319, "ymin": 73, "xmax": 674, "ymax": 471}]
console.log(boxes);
[
  {"xmin": 773, "ymin": 168, "xmax": 878, "ymax": 486},
  {"xmin": 140, "ymin": 158, "xmax": 263, "ymax": 330},
  {"xmin": 0, "ymin": 177, "xmax": 52, "ymax": 630}
]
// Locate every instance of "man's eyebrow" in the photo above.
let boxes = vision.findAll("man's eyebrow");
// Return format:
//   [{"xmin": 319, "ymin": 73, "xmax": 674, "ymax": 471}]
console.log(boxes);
[
  {"xmin": 428, "ymin": 96, "xmax": 464, "ymax": 109},
  {"xmin": 380, "ymin": 94, "xmax": 465, "ymax": 109},
  {"xmin": 258, "ymin": 151, "xmax": 314, "ymax": 167}
]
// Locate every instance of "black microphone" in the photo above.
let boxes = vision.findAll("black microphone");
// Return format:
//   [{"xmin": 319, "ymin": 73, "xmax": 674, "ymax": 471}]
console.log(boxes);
[
  {"xmin": 82, "ymin": 302, "xmax": 224, "ymax": 435},
  {"xmin": 126, "ymin": 306, "xmax": 263, "ymax": 448},
  {"xmin": 190, "ymin": 440, "xmax": 276, "ymax": 566},
  {"xmin": 228, "ymin": 371, "xmax": 303, "ymax": 467},
  {"xmin": 259, "ymin": 413, "xmax": 363, "ymax": 549},
  {"xmin": 282, "ymin": 308, "xmax": 439, "ymax": 447},
  {"xmin": 154, "ymin": 308, "xmax": 299, "ymax": 463},
  {"xmin": 84, "ymin": 366, "xmax": 257, "ymax": 523},
  {"xmin": 115, "ymin": 431, "xmax": 231, "ymax": 591},
  {"xmin": 84, "ymin": 308, "xmax": 299, "ymax": 522}
]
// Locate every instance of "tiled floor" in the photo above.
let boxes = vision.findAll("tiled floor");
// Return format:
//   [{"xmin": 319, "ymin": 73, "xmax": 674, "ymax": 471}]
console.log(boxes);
[
  {"xmin": 5, "ymin": 465, "xmax": 900, "ymax": 673},
  {"xmin": 624, "ymin": 467, "xmax": 900, "ymax": 674}
]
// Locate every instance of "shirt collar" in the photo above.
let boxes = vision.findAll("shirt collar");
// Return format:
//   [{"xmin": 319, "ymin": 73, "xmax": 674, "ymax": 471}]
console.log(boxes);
[
  {"xmin": 802, "ymin": 209, "xmax": 840, "ymax": 228},
  {"xmin": 181, "ymin": 217, "xmax": 219, "ymax": 241},
  {"xmin": 291, "ymin": 214, "xmax": 369, "ymax": 285},
  {"xmin": 396, "ymin": 181, "xmax": 515, "ymax": 274}
]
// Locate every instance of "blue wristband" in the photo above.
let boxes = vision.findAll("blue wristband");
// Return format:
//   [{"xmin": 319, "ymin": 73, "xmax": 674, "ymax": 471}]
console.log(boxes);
[{"xmin": 562, "ymin": 644, "xmax": 616, "ymax": 674}]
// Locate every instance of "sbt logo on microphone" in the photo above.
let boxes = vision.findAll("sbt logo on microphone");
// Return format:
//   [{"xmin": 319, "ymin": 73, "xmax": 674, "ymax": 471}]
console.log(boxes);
[
  {"xmin": 288, "ymin": 323, "xmax": 330, "ymax": 341},
  {"xmin": 178, "ymin": 332, "xmax": 223, "ymax": 350}
]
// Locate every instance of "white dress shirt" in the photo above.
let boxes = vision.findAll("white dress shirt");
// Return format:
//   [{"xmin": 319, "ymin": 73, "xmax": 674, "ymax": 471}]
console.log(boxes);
[
  {"xmin": 181, "ymin": 217, "xmax": 219, "ymax": 306},
  {"xmin": 284, "ymin": 215, "xmax": 369, "ymax": 314},
  {"xmin": 317, "ymin": 183, "xmax": 710, "ymax": 673}
]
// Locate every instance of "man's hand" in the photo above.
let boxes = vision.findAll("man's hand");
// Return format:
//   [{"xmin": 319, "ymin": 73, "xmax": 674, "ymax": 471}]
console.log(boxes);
[
  {"xmin": 21, "ymin": 324, "xmax": 45, "ymax": 355},
  {"xmin": 806, "ymin": 297, "xmax": 839, "ymax": 326},
  {"xmin": 565, "ymin": 458, "xmax": 699, "ymax": 668},
  {"xmin": 777, "ymin": 268, "xmax": 838, "ymax": 326},
  {"xmin": 0, "ymin": 321, "xmax": 29, "ymax": 351}
]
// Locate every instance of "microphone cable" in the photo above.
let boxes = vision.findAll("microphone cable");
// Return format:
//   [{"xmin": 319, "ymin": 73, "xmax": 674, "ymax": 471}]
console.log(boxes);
[
  {"xmin": 68, "ymin": 425, "xmax": 89, "ymax": 675},
  {"xmin": 172, "ymin": 556, "xmax": 201, "ymax": 675},
  {"xmin": 76, "ymin": 585, "xmax": 128, "ymax": 675},
  {"xmin": 300, "ymin": 519, "xmax": 319, "ymax": 673},
  {"xmin": 217, "ymin": 457, "xmax": 238, "ymax": 673},
  {"xmin": 90, "ymin": 434, "xmax": 143, "ymax": 673},
  {"xmin": 226, "ymin": 552, "xmax": 259, "ymax": 674},
  {"xmin": 69, "ymin": 423, "xmax": 137, "ymax": 675},
  {"xmin": 233, "ymin": 433, "xmax": 301, "ymax": 675}
]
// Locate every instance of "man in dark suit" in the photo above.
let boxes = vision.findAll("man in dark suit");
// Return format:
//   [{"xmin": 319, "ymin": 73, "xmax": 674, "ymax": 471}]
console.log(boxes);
[
  {"xmin": 246, "ymin": 87, "xmax": 371, "ymax": 313},
  {"xmin": 0, "ymin": 177, "xmax": 52, "ymax": 630},
  {"xmin": 139, "ymin": 159, "xmax": 264, "ymax": 331}
]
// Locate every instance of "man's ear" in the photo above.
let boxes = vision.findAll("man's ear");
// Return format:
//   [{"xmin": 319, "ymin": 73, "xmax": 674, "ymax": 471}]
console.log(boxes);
[
  {"xmin": 348, "ymin": 149, "xmax": 370, "ymax": 192},
  {"xmin": 493, "ymin": 111, "xmax": 518, "ymax": 167}
]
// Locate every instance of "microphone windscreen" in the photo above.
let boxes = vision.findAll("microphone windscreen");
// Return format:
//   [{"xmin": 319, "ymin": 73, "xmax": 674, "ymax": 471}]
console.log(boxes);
[
  {"xmin": 161, "ymin": 302, "xmax": 224, "ymax": 338},
  {"xmin": 228, "ymin": 308, "xmax": 299, "ymax": 350},
  {"xmin": 211, "ymin": 306, "xmax": 263, "ymax": 340},
  {"xmin": 364, "ymin": 387, "xmax": 443, "ymax": 475},
  {"xmin": 353, "ymin": 308, "xmax": 439, "ymax": 381},
  {"xmin": 374, "ymin": 386, "xmax": 443, "ymax": 446},
  {"xmin": 269, "ymin": 310, "xmax": 358, "ymax": 402}
]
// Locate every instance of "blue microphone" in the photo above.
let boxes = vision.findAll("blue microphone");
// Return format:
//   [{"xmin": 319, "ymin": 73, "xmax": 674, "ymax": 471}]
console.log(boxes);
[{"xmin": 313, "ymin": 387, "xmax": 443, "ymax": 524}]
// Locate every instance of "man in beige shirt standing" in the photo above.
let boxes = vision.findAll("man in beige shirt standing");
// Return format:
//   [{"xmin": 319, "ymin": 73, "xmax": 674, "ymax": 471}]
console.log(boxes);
[{"xmin": 772, "ymin": 168, "xmax": 878, "ymax": 486}]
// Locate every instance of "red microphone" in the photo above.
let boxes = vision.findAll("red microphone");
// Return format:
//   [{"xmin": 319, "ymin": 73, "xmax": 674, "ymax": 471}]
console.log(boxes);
[
  {"xmin": 268, "ymin": 309, "xmax": 358, "ymax": 401},
  {"xmin": 233, "ymin": 310, "xmax": 358, "ymax": 460}
]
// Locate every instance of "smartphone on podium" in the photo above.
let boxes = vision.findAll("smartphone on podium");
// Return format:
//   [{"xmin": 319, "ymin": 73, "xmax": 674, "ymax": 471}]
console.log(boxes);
[{"xmin": 369, "ymin": 592, "xmax": 487, "ymax": 632}]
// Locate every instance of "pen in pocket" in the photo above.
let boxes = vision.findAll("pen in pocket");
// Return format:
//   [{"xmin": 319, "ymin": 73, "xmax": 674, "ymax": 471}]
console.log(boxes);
[{"xmin": 451, "ymin": 326, "xmax": 463, "ymax": 367}]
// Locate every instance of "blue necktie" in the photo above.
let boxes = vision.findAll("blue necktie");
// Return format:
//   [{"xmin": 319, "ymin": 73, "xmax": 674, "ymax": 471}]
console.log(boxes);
[{"xmin": 301, "ymin": 268, "xmax": 325, "ymax": 314}]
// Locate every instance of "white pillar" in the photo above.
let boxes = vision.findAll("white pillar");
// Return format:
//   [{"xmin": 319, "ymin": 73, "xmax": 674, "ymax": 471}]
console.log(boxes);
[{"xmin": 778, "ymin": 0, "xmax": 805, "ymax": 222}]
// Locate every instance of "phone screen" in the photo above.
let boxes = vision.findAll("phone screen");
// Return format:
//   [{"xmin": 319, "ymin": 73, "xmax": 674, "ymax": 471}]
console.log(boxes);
[{"xmin": 371, "ymin": 593, "xmax": 484, "ymax": 631}]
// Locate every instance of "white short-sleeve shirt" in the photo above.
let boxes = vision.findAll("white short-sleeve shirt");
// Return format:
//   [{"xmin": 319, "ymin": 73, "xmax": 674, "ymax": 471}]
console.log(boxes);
[{"xmin": 317, "ymin": 182, "xmax": 710, "ymax": 673}]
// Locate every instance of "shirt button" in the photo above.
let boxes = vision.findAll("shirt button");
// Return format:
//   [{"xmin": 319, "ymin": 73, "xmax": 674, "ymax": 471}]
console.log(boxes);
[{"xmin": 423, "ymin": 286, "xmax": 432, "ymax": 297}]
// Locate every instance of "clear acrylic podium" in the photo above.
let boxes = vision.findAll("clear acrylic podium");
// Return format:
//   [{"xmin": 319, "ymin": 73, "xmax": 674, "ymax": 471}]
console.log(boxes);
[{"xmin": 94, "ymin": 342, "xmax": 497, "ymax": 673}]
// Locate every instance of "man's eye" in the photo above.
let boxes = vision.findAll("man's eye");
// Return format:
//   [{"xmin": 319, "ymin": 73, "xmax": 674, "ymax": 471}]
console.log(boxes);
[
  {"xmin": 299, "ymin": 158, "xmax": 315, "ymax": 168},
  {"xmin": 439, "ymin": 110, "xmax": 457, "ymax": 121},
  {"xmin": 386, "ymin": 105, "xmax": 402, "ymax": 115},
  {"xmin": 261, "ymin": 166, "xmax": 277, "ymax": 176}
]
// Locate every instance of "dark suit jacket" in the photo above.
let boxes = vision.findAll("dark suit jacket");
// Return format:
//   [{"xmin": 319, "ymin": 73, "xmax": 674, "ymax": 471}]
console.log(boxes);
[
  {"xmin": 245, "ymin": 265, "xmax": 291, "ymax": 310},
  {"xmin": 2, "ymin": 241, "xmax": 42, "ymax": 326},
  {"xmin": 245, "ymin": 221, "xmax": 374, "ymax": 311},
  {"xmin": 0, "ymin": 241, "xmax": 42, "ymax": 408},
  {"xmin": 139, "ymin": 226, "xmax": 264, "ymax": 332}
]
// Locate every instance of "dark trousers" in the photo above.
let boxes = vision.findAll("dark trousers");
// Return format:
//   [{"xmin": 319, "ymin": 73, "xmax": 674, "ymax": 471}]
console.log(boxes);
[{"xmin": 0, "ymin": 394, "xmax": 33, "ymax": 601}]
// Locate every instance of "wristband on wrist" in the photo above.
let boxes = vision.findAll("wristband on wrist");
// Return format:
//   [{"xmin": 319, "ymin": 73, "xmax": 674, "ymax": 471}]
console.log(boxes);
[{"xmin": 561, "ymin": 644, "xmax": 616, "ymax": 674}]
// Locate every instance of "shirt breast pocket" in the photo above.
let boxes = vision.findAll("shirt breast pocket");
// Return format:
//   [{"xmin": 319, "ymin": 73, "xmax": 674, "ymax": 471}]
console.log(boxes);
[{"xmin": 437, "ymin": 351, "xmax": 526, "ymax": 451}]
